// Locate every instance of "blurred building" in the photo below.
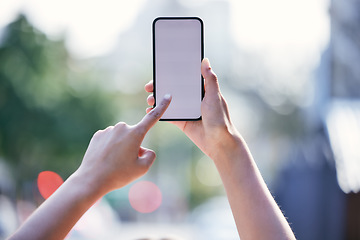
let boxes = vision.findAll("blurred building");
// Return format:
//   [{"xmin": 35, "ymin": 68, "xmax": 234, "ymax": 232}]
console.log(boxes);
[
  {"xmin": 327, "ymin": 0, "xmax": 360, "ymax": 238},
  {"xmin": 276, "ymin": 0, "xmax": 360, "ymax": 239}
]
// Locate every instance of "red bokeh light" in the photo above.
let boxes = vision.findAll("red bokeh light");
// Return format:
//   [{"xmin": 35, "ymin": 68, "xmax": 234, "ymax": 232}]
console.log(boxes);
[
  {"xmin": 128, "ymin": 181, "xmax": 162, "ymax": 213},
  {"xmin": 37, "ymin": 171, "xmax": 64, "ymax": 199}
]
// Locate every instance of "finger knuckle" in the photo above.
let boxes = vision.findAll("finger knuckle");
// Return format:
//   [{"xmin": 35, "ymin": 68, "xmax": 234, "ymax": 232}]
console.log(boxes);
[
  {"xmin": 114, "ymin": 122, "xmax": 127, "ymax": 130},
  {"xmin": 96, "ymin": 125, "xmax": 113, "ymax": 134},
  {"xmin": 133, "ymin": 125, "xmax": 145, "ymax": 137},
  {"xmin": 93, "ymin": 129, "xmax": 103, "ymax": 138},
  {"xmin": 148, "ymin": 109, "xmax": 161, "ymax": 119}
]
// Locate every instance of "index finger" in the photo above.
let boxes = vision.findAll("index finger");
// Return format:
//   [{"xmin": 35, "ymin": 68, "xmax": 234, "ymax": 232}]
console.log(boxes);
[{"xmin": 135, "ymin": 94, "xmax": 172, "ymax": 136}]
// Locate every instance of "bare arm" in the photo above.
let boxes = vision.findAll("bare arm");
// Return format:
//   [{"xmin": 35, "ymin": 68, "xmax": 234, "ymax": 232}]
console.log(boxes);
[
  {"xmin": 8, "ymin": 95, "xmax": 172, "ymax": 240},
  {"xmin": 212, "ymin": 136, "xmax": 295, "ymax": 240},
  {"xmin": 145, "ymin": 58, "xmax": 295, "ymax": 240}
]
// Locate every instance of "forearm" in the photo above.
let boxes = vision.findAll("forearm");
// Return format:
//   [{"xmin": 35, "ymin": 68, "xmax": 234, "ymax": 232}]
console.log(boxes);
[
  {"xmin": 9, "ymin": 172, "xmax": 104, "ymax": 240},
  {"xmin": 213, "ymin": 136, "xmax": 295, "ymax": 240},
  {"xmin": 8, "ymin": 94, "xmax": 170, "ymax": 240}
]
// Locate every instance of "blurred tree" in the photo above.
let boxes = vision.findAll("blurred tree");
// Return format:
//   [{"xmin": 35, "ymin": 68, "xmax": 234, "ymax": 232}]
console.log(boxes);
[{"xmin": 0, "ymin": 14, "xmax": 116, "ymax": 195}]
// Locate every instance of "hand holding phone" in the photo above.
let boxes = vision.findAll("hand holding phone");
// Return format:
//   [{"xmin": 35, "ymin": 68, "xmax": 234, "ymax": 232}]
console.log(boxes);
[{"xmin": 153, "ymin": 17, "xmax": 204, "ymax": 121}]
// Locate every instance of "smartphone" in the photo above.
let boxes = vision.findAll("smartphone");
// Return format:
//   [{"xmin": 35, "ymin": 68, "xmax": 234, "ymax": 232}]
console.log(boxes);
[{"xmin": 153, "ymin": 17, "xmax": 204, "ymax": 121}]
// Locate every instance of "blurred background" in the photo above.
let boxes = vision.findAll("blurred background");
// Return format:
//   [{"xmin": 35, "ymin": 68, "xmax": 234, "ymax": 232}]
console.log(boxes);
[{"xmin": 0, "ymin": 0, "xmax": 359, "ymax": 239}]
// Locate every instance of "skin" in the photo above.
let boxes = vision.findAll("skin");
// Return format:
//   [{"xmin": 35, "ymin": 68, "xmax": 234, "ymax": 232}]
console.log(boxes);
[
  {"xmin": 8, "ymin": 95, "xmax": 172, "ymax": 240},
  {"xmin": 9, "ymin": 58, "xmax": 296, "ymax": 240},
  {"xmin": 145, "ymin": 58, "xmax": 296, "ymax": 240}
]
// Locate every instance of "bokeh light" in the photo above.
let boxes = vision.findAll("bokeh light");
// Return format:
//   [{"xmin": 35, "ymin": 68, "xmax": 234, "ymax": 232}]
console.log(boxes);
[
  {"xmin": 37, "ymin": 171, "xmax": 64, "ymax": 199},
  {"xmin": 128, "ymin": 181, "xmax": 162, "ymax": 213},
  {"xmin": 196, "ymin": 155, "xmax": 222, "ymax": 187}
]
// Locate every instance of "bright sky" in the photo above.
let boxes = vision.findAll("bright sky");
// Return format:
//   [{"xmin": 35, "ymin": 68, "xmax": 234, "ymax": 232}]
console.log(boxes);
[
  {"xmin": 230, "ymin": 0, "xmax": 329, "ymax": 49},
  {"xmin": 0, "ymin": 0, "xmax": 329, "ymax": 58},
  {"xmin": 230, "ymin": 0, "xmax": 330, "ymax": 73},
  {"xmin": 0, "ymin": 0, "xmax": 146, "ymax": 57}
]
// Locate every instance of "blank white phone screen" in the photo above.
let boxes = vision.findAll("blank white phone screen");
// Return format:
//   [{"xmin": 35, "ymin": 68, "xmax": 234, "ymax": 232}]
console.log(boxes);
[{"xmin": 153, "ymin": 18, "xmax": 203, "ymax": 120}]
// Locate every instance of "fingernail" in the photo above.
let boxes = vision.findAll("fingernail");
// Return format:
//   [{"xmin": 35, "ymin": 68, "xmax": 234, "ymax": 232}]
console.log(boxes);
[
  {"xmin": 164, "ymin": 94, "xmax": 171, "ymax": 100},
  {"xmin": 203, "ymin": 58, "xmax": 210, "ymax": 67}
]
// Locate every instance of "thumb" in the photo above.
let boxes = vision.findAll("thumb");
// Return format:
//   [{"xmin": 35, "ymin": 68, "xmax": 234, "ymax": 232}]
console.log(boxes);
[
  {"xmin": 201, "ymin": 58, "xmax": 220, "ymax": 96},
  {"xmin": 137, "ymin": 147, "xmax": 156, "ymax": 168}
]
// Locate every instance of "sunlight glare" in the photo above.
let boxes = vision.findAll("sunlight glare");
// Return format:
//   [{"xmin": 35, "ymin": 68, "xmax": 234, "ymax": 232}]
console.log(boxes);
[
  {"xmin": 229, "ymin": 0, "xmax": 330, "ymax": 52},
  {"xmin": 22, "ymin": 0, "xmax": 146, "ymax": 57},
  {"xmin": 0, "ymin": 0, "xmax": 23, "ymax": 29}
]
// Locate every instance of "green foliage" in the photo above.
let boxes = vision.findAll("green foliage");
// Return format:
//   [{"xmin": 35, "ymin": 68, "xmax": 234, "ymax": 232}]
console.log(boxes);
[{"xmin": 0, "ymin": 14, "xmax": 116, "ymax": 185}]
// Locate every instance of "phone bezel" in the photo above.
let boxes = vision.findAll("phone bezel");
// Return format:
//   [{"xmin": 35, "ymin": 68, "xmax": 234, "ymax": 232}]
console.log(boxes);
[{"xmin": 152, "ymin": 17, "xmax": 204, "ymax": 121}]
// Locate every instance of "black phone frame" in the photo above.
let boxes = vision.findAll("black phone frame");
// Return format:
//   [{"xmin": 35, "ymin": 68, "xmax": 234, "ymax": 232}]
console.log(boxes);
[{"xmin": 152, "ymin": 16, "xmax": 204, "ymax": 121}]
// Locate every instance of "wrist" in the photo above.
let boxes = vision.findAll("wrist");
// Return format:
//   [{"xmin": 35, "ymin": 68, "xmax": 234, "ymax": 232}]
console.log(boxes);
[
  {"xmin": 207, "ymin": 125, "xmax": 245, "ymax": 160},
  {"xmin": 209, "ymin": 130, "xmax": 254, "ymax": 175},
  {"xmin": 67, "ymin": 170, "xmax": 107, "ymax": 202}
]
